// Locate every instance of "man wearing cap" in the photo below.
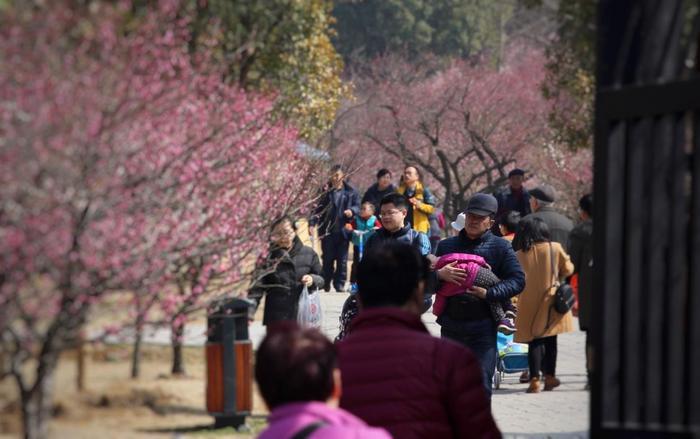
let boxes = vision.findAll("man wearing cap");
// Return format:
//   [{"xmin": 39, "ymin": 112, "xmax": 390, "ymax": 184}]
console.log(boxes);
[
  {"xmin": 526, "ymin": 185, "xmax": 574, "ymax": 248},
  {"xmin": 435, "ymin": 193, "xmax": 525, "ymax": 401},
  {"xmin": 494, "ymin": 168, "xmax": 530, "ymax": 235}
]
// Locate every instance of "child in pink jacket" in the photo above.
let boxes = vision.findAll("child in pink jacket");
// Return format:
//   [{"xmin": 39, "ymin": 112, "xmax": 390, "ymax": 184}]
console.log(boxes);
[{"xmin": 433, "ymin": 253, "xmax": 517, "ymax": 334}]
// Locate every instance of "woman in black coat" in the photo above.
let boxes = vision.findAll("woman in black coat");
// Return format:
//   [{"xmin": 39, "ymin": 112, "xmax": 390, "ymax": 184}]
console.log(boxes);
[{"xmin": 249, "ymin": 217, "xmax": 324, "ymax": 325}]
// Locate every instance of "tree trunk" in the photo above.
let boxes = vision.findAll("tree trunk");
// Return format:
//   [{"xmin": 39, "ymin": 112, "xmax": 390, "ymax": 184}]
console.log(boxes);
[
  {"xmin": 19, "ymin": 362, "xmax": 56, "ymax": 439},
  {"xmin": 171, "ymin": 319, "xmax": 185, "ymax": 376},
  {"xmin": 130, "ymin": 318, "xmax": 144, "ymax": 379},
  {"xmin": 76, "ymin": 335, "xmax": 85, "ymax": 391}
]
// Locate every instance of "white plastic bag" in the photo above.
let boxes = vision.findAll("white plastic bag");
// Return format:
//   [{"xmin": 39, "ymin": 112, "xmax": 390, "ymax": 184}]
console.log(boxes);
[{"xmin": 297, "ymin": 286, "xmax": 322, "ymax": 328}]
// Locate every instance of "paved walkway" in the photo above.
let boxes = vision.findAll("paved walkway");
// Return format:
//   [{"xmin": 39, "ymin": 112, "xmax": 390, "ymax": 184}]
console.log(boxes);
[{"xmin": 100, "ymin": 291, "xmax": 589, "ymax": 437}]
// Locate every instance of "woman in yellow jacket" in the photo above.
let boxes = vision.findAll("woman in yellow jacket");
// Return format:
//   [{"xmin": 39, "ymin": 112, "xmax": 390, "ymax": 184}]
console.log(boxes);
[
  {"xmin": 397, "ymin": 165, "xmax": 435, "ymax": 234},
  {"xmin": 513, "ymin": 216, "xmax": 575, "ymax": 393}
]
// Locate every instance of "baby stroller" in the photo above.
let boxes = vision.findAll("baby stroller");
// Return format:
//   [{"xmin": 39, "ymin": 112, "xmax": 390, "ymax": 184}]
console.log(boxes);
[{"xmin": 493, "ymin": 332, "xmax": 529, "ymax": 389}]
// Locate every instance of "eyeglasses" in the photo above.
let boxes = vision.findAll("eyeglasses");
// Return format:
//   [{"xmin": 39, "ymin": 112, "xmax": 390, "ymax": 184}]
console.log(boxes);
[{"xmin": 379, "ymin": 209, "xmax": 403, "ymax": 218}]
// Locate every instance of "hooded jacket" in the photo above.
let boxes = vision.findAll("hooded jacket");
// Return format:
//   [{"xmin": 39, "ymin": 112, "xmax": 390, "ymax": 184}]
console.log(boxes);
[{"xmin": 433, "ymin": 253, "xmax": 491, "ymax": 316}]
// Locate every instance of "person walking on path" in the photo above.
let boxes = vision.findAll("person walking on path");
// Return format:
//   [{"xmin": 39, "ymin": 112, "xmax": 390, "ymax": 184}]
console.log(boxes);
[
  {"xmin": 249, "ymin": 217, "xmax": 324, "ymax": 326},
  {"xmin": 256, "ymin": 322, "xmax": 391, "ymax": 439},
  {"xmin": 525, "ymin": 184, "xmax": 574, "ymax": 248},
  {"xmin": 397, "ymin": 165, "xmax": 435, "ymax": 234},
  {"xmin": 335, "ymin": 193, "xmax": 431, "ymax": 341},
  {"xmin": 494, "ymin": 168, "xmax": 531, "ymax": 235},
  {"xmin": 513, "ymin": 217, "xmax": 575, "ymax": 393},
  {"xmin": 435, "ymin": 193, "xmax": 525, "ymax": 401},
  {"xmin": 309, "ymin": 165, "xmax": 360, "ymax": 292},
  {"xmin": 337, "ymin": 242, "xmax": 501, "ymax": 439},
  {"xmin": 361, "ymin": 168, "xmax": 396, "ymax": 213},
  {"xmin": 568, "ymin": 193, "xmax": 594, "ymax": 389}
]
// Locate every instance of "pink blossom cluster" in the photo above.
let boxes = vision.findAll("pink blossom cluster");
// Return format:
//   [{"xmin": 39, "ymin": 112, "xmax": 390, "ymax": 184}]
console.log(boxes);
[
  {"xmin": 0, "ymin": 1, "xmax": 314, "ymax": 350},
  {"xmin": 333, "ymin": 48, "xmax": 592, "ymax": 214}
]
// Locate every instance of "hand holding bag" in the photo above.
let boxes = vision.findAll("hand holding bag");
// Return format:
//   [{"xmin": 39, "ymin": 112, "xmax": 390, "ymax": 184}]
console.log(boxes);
[{"xmin": 297, "ymin": 286, "xmax": 323, "ymax": 328}]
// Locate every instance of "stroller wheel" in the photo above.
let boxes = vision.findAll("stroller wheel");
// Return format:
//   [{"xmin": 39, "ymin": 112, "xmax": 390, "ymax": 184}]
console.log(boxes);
[{"xmin": 494, "ymin": 371, "xmax": 502, "ymax": 390}]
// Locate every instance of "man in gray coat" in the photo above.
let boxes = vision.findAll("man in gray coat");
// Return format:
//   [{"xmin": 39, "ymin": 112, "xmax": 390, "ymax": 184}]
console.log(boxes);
[{"xmin": 525, "ymin": 185, "xmax": 574, "ymax": 248}]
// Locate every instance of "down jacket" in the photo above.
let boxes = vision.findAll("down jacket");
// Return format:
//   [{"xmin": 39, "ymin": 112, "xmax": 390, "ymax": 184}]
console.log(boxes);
[
  {"xmin": 435, "ymin": 230, "xmax": 525, "ymax": 327},
  {"xmin": 248, "ymin": 236, "xmax": 323, "ymax": 325},
  {"xmin": 338, "ymin": 307, "xmax": 501, "ymax": 439}
]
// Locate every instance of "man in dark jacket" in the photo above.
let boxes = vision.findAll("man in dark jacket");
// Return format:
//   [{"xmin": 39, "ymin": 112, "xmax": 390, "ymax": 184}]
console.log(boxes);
[
  {"xmin": 568, "ymin": 193, "xmax": 593, "ymax": 389},
  {"xmin": 524, "ymin": 184, "xmax": 574, "ymax": 248},
  {"xmin": 494, "ymin": 168, "xmax": 531, "ymax": 235},
  {"xmin": 364, "ymin": 193, "xmax": 431, "ymax": 256},
  {"xmin": 249, "ymin": 217, "xmax": 324, "ymax": 325},
  {"xmin": 365, "ymin": 193, "xmax": 432, "ymax": 310},
  {"xmin": 309, "ymin": 165, "xmax": 360, "ymax": 292},
  {"xmin": 338, "ymin": 241, "xmax": 500, "ymax": 439},
  {"xmin": 435, "ymin": 193, "xmax": 525, "ymax": 400},
  {"xmin": 337, "ymin": 193, "xmax": 433, "ymax": 341},
  {"xmin": 361, "ymin": 168, "xmax": 396, "ymax": 212}
]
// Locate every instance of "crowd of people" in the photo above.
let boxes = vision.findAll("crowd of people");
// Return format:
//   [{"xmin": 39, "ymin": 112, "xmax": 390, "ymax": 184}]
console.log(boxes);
[{"xmin": 249, "ymin": 164, "xmax": 594, "ymax": 438}]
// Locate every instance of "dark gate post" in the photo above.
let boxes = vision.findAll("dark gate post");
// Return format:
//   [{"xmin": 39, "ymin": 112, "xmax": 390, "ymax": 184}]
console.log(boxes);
[{"xmin": 593, "ymin": 1, "xmax": 700, "ymax": 437}]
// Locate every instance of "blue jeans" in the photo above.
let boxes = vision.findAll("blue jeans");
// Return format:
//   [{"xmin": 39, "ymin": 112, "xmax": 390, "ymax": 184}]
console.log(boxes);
[{"xmin": 440, "ymin": 319, "xmax": 498, "ymax": 401}]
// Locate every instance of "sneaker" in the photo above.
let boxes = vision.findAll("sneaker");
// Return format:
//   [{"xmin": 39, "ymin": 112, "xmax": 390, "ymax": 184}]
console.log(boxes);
[
  {"xmin": 504, "ymin": 302, "xmax": 517, "ymax": 319},
  {"xmin": 519, "ymin": 371, "xmax": 530, "ymax": 383},
  {"xmin": 497, "ymin": 317, "xmax": 516, "ymax": 335}
]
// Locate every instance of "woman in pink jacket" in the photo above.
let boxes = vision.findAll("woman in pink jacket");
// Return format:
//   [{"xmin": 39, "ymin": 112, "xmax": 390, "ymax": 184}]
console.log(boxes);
[{"xmin": 256, "ymin": 322, "xmax": 390, "ymax": 439}]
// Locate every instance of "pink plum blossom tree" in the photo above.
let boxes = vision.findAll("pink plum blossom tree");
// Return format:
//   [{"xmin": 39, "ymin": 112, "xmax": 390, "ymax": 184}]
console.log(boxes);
[
  {"xmin": 0, "ymin": 1, "xmax": 315, "ymax": 437},
  {"xmin": 330, "ymin": 50, "xmax": 592, "ymax": 222}
]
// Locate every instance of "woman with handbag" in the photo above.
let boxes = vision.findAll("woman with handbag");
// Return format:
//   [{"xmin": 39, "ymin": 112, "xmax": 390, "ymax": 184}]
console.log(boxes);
[
  {"xmin": 249, "ymin": 217, "xmax": 324, "ymax": 326},
  {"xmin": 512, "ymin": 217, "xmax": 575, "ymax": 393}
]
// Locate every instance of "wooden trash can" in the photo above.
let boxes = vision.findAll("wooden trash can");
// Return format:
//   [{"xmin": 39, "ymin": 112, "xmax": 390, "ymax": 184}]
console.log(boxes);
[{"xmin": 206, "ymin": 298, "xmax": 254, "ymax": 428}]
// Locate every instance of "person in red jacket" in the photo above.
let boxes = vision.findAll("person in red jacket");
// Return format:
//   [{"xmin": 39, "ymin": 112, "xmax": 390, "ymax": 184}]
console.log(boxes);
[{"xmin": 337, "ymin": 241, "xmax": 501, "ymax": 439}]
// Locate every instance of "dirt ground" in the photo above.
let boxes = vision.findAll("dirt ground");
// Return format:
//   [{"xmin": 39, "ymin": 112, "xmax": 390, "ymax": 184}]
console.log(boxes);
[
  {"xmin": 0, "ymin": 220, "xmax": 324, "ymax": 438},
  {"xmin": 0, "ymin": 345, "xmax": 269, "ymax": 438}
]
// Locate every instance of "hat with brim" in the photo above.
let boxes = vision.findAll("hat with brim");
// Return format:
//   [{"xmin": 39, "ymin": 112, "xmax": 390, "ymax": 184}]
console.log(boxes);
[{"xmin": 530, "ymin": 185, "xmax": 556, "ymax": 203}]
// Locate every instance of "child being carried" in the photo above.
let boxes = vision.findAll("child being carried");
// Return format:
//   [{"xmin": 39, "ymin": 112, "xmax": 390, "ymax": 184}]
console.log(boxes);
[{"xmin": 432, "ymin": 253, "xmax": 517, "ymax": 334}]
